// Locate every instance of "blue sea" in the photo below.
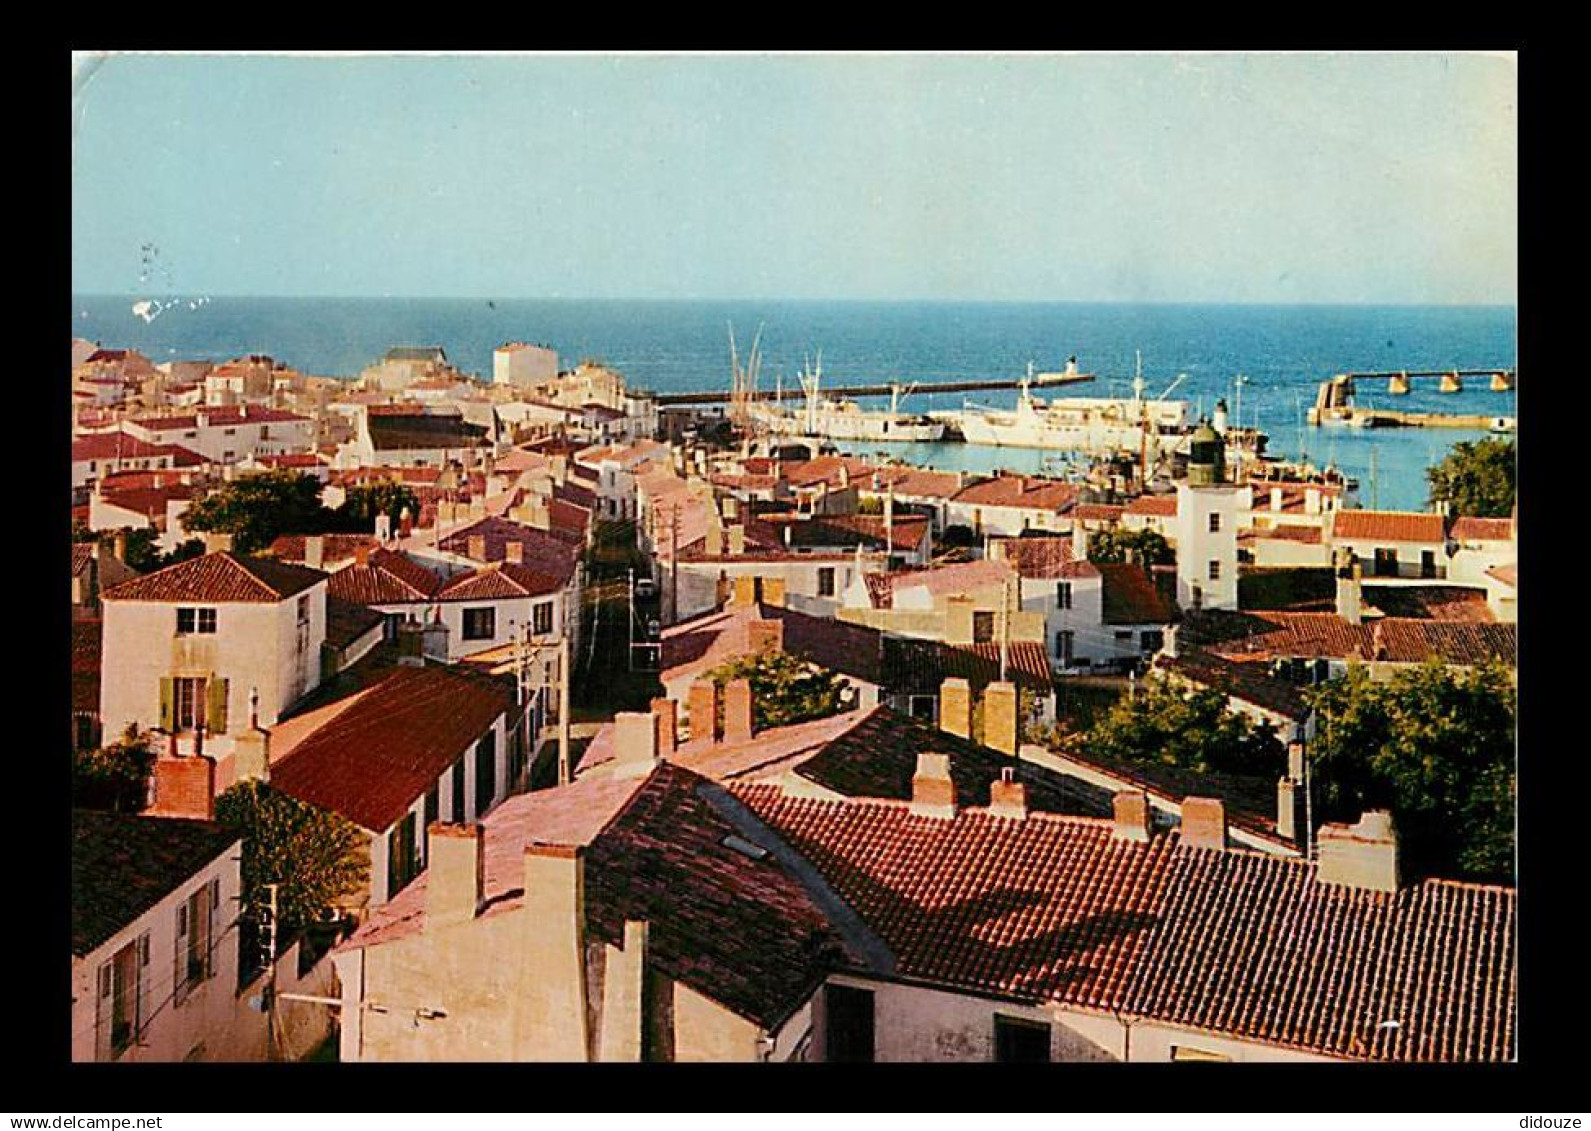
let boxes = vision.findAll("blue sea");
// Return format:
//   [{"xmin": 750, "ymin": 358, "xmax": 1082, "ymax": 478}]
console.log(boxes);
[{"xmin": 71, "ymin": 297, "xmax": 1517, "ymax": 513}]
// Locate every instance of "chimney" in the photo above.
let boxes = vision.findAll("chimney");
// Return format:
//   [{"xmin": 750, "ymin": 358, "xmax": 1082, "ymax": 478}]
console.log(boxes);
[
  {"xmin": 396, "ymin": 620, "xmax": 425, "ymax": 666},
  {"xmin": 202, "ymin": 532, "xmax": 234, "ymax": 554},
  {"xmin": 505, "ymin": 541, "xmax": 525, "ymax": 565},
  {"xmin": 1286, "ymin": 741, "xmax": 1305, "ymax": 782},
  {"xmin": 304, "ymin": 535, "xmax": 325, "ymax": 571},
  {"xmin": 939, "ymin": 677, "xmax": 972, "ymax": 740},
  {"xmin": 112, "ymin": 531, "xmax": 128, "ymax": 563},
  {"xmin": 468, "ymin": 534, "xmax": 488, "ymax": 562},
  {"xmin": 1270, "ymin": 486, "xmax": 1284, "ymax": 513},
  {"xmin": 944, "ymin": 595, "xmax": 975, "ymax": 645},
  {"xmin": 650, "ymin": 696, "xmax": 678, "ymax": 758},
  {"xmin": 988, "ymin": 767, "xmax": 1027, "ymax": 820},
  {"xmin": 748, "ymin": 617, "xmax": 784, "ymax": 655},
  {"xmin": 611, "ymin": 711, "xmax": 658, "ymax": 779},
  {"xmin": 1181, "ymin": 797, "xmax": 1227, "ymax": 851},
  {"xmin": 705, "ymin": 520, "xmax": 724, "ymax": 556},
  {"xmin": 761, "ymin": 576, "xmax": 786, "ymax": 608},
  {"xmin": 426, "ymin": 823, "xmax": 485, "ymax": 929},
  {"xmin": 727, "ymin": 524, "xmax": 746, "ymax": 556},
  {"xmin": 688, "ymin": 680, "xmax": 720, "ymax": 743},
  {"xmin": 731, "ymin": 574, "xmax": 758, "ymax": 608},
  {"xmin": 722, "ymin": 677, "xmax": 754, "ymax": 743},
  {"xmin": 399, "ymin": 508, "xmax": 414, "ymax": 538},
  {"xmin": 910, "ymin": 752, "xmax": 957, "ymax": 819},
  {"xmin": 422, "ymin": 615, "xmax": 450, "ymax": 660},
  {"xmin": 1317, "ymin": 811, "xmax": 1400, "ymax": 893},
  {"xmin": 1113, "ymin": 790, "xmax": 1152, "ymax": 841},
  {"xmin": 149, "ymin": 753, "xmax": 217, "ymax": 820},
  {"xmin": 551, "ymin": 454, "xmax": 568, "ymax": 486},
  {"xmin": 375, "ymin": 513, "xmax": 392, "ymax": 542},
  {"xmin": 1072, "ymin": 520, "xmax": 1087, "ymax": 560},
  {"xmin": 1277, "ymin": 776, "xmax": 1303, "ymax": 845},
  {"xmin": 233, "ymin": 721, "xmax": 271, "ymax": 784},
  {"xmin": 1305, "ymin": 487, "xmax": 1322, "ymax": 515},
  {"xmin": 521, "ymin": 844, "xmax": 590, "ymax": 1060},
  {"xmin": 782, "ymin": 524, "xmax": 792, "ymax": 548},
  {"xmin": 982, "ymin": 681, "xmax": 1019, "ymax": 755},
  {"xmin": 1335, "ymin": 549, "xmax": 1362, "ymax": 625}
]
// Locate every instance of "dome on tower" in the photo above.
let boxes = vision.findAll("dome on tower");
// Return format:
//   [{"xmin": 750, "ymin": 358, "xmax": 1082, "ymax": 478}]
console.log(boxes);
[{"xmin": 1187, "ymin": 419, "xmax": 1226, "ymax": 486}]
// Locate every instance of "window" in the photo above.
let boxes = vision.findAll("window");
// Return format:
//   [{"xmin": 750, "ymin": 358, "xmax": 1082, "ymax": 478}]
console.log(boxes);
[
  {"xmin": 1373, "ymin": 548, "xmax": 1398, "ymax": 577},
  {"xmin": 817, "ymin": 567, "xmax": 836, "ymax": 597},
  {"xmin": 450, "ymin": 758, "xmax": 466, "ymax": 823},
  {"xmin": 1420, "ymin": 550, "xmax": 1437, "ymax": 579},
  {"xmin": 1114, "ymin": 630, "xmax": 1132, "ymax": 644},
  {"xmin": 383, "ymin": 613, "xmax": 403, "ymax": 642},
  {"xmin": 297, "ymin": 594, "xmax": 310, "ymax": 626},
  {"xmin": 1171, "ymin": 1045, "xmax": 1232, "ymax": 1062},
  {"xmin": 1208, "ymin": 560, "xmax": 1221, "ymax": 581},
  {"xmin": 994, "ymin": 1015, "xmax": 1052, "ymax": 1063},
  {"xmin": 532, "ymin": 600, "xmax": 554, "ymax": 636},
  {"xmin": 425, "ymin": 784, "xmax": 439, "ymax": 829},
  {"xmin": 908, "ymin": 695, "xmax": 936, "ymax": 721},
  {"xmin": 1208, "ymin": 513, "xmax": 1222, "ymax": 533},
  {"xmin": 1056, "ymin": 630, "xmax": 1074, "ymax": 666},
  {"xmin": 972, "ymin": 611, "xmax": 996, "ymax": 643},
  {"xmin": 176, "ymin": 607, "xmax": 217, "ymax": 635},
  {"xmin": 387, "ymin": 812, "xmax": 419, "ymax": 898},
  {"xmin": 825, "ymin": 985, "xmax": 875, "ymax": 1063},
  {"xmin": 1056, "ymin": 581, "xmax": 1072, "ymax": 609},
  {"xmin": 175, "ymin": 880, "xmax": 218, "ymax": 1004},
  {"xmin": 1140, "ymin": 630, "xmax": 1164, "ymax": 654},
  {"xmin": 474, "ymin": 731, "xmax": 497, "ymax": 815},
  {"xmin": 463, "ymin": 607, "xmax": 496, "ymax": 641},
  {"xmin": 174, "ymin": 676, "xmax": 207, "ymax": 731},
  {"xmin": 98, "ymin": 934, "xmax": 148, "ymax": 1059}
]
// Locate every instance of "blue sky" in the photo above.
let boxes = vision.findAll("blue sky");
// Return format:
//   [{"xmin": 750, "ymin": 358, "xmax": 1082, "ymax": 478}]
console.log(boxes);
[{"xmin": 71, "ymin": 52, "xmax": 1517, "ymax": 304}]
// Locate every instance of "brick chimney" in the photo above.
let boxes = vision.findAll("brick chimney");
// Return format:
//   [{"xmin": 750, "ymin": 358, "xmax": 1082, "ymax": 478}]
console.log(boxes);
[
  {"xmin": 505, "ymin": 541, "xmax": 525, "ymax": 565},
  {"xmin": 723, "ymin": 678, "xmax": 754, "ymax": 743},
  {"xmin": 939, "ymin": 677, "xmax": 972, "ymax": 740},
  {"xmin": 1181, "ymin": 796, "xmax": 1227, "ymax": 851},
  {"xmin": 149, "ymin": 753, "xmax": 217, "ymax": 820},
  {"xmin": 748, "ymin": 618, "xmax": 784, "ymax": 655},
  {"xmin": 521, "ymin": 844, "xmax": 590, "ymax": 1060},
  {"xmin": 468, "ymin": 534, "xmax": 488, "ymax": 562},
  {"xmin": 650, "ymin": 697, "xmax": 677, "ymax": 758},
  {"xmin": 988, "ymin": 767, "xmax": 1027, "ymax": 820},
  {"xmin": 688, "ymin": 680, "xmax": 720, "ymax": 744},
  {"xmin": 304, "ymin": 535, "xmax": 325, "ymax": 571},
  {"xmin": 426, "ymin": 823, "xmax": 485, "ymax": 929},
  {"xmin": 982, "ymin": 681, "xmax": 1019, "ymax": 756},
  {"xmin": 611, "ymin": 711, "xmax": 659, "ymax": 779},
  {"xmin": 1112, "ymin": 790, "xmax": 1152, "ymax": 842},
  {"xmin": 910, "ymin": 752, "xmax": 957, "ymax": 819},
  {"xmin": 1317, "ymin": 811, "xmax": 1400, "ymax": 893}
]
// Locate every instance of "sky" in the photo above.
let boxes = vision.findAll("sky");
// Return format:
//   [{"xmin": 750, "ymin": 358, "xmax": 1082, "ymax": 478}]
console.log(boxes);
[{"xmin": 70, "ymin": 51, "xmax": 1518, "ymax": 305}]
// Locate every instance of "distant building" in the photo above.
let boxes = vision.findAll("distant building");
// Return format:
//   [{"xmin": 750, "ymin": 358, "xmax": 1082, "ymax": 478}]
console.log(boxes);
[{"xmin": 493, "ymin": 342, "xmax": 560, "ymax": 390}]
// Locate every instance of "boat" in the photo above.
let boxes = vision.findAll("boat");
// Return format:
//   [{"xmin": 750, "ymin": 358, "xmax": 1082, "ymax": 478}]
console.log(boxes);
[{"xmin": 748, "ymin": 355, "xmax": 945, "ymax": 443}]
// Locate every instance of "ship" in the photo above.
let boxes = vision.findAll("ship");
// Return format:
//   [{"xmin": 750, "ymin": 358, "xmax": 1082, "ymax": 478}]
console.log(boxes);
[{"xmin": 748, "ymin": 354, "xmax": 946, "ymax": 443}]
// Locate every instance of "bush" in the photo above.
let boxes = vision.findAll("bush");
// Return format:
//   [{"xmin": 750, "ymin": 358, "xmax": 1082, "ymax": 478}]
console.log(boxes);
[
  {"xmin": 73, "ymin": 726, "xmax": 156, "ymax": 812},
  {"xmin": 706, "ymin": 649, "xmax": 848, "ymax": 730}
]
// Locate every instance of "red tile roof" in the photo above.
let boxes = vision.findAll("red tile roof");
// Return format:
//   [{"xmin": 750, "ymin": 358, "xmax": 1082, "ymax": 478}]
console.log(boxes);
[
  {"xmin": 72, "ymin": 432, "xmax": 205, "ymax": 465},
  {"xmin": 1240, "ymin": 524, "xmax": 1324, "ymax": 544},
  {"xmin": 1124, "ymin": 494, "xmax": 1179, "ymax": 518},
  {"xmin": 734, "ymin": 785, "xmax": 1516, "ymax": 1061},
  {"xmin": 103, "ymin": 551, "xmax": 326, "ymax": 603},
  {"xmin": 1180, "ymin": 610, "xmax": 1517, "ymax": 667},
  {"xmin": 438, "ymin": 517, "xmax": 579, "ymax": 580},
  {"xmin": 992, "ymin": 536, "xmax": 1100, "ymax": 580},
  {"xmin": 434, "ymin": 562, "xmax": 566, "ymax": 601},
  {"xmin": 875, "ymin": 559, "xmax": 1014, "ymax": 605},
  {"xmin": 1098, "ymin": 562, "xmax": 1178, "ymax": 625},
  {"xmin": 879, "ymin": 639, "xmax": 1054, "ymax": 695},
  {"xmin": 267, "ymin": 533, "xmax": 381, "ymax": 566},
  {"xmin": 1450, "ymin": 517, "xmax": 1514, "ymax": 543},
  {"xmin": 662, "ymin": 603, "xmax": 888, "ymax": 687},
  {"xmin": 1332, "ymin": 510, "xmax": 1445, "ymax": 544},
  {"xmin": 270, "ymin": 664, "xmax": 514, "ymax": 832},
  {"xmin": 953, "ymin": 474, "xmax": 1080, "ymax": 512},
  {"xmin": 325, "ymin": 548, "xmax": 442, "ymax": 604},
  {"xmin": 72, "ymin": 619, "xmax": 102, "ymax": 713},
  {"xmin": 866, "ymin": 466, "xmax": 965, "ymax": 500},
  {"xmin": 97, "ymin": 482, "xmax": 197, "ymax": 518},
  {"xmin": 132, "ymin": 406, "xmax": 309, "ymax": 431},
  {"xmin": 754, "ymin": 513, "xmax": 930, "ymax": 554},
  {"xmin": 1070, "ymin": 503, "xmax": 1126, "ymax": 523}
]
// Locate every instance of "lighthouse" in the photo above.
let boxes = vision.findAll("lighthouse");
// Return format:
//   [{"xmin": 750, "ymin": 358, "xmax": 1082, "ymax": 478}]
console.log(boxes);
[{"xmin": 1173, "ymin": 419, "xmax": 1248, "ymax": 612}]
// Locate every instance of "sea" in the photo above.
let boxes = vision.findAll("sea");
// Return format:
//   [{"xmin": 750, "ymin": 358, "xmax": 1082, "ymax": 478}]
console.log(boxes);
[{"xmin": 71, "ymin": 297, "xmax": 1517, "ymax": 514}]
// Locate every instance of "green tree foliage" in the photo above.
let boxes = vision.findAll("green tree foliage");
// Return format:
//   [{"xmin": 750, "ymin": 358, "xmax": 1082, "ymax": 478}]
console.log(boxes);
[
  {"xmin": 706, "ymin": 649, "xmax": 849, "ymax": 730},
  {"xmin": 87, "ymin": 527, "xmax": 206, "ymax": 573},
  {"xmin": 1087, "ymin": 677, "xmax": 1282, "ymax": 775},
  {"xmin": 326, "ymin": 481, "xmax": 421, "ymax": 534},
  {"xmin": 1426, "ymin": 438, "xmax": 1516, "ymax": 517},
  {"xmin": 214, "ymin": 780, "xmax": 369, "ymax": 939},
  {"xmin": 73, "ymin": 726, "xmax": 156, "ymax": 812},
  {"xmin": 182, "ymin": 471, "xmax": 331, "ymax": 553},
  {"xmin": 1306, "ymin": 659, "xmax": 1515, "ymax": 883},
  {"xmin": 1088, "ymin": 527, "xmax": 1174, "ymax": 567}
]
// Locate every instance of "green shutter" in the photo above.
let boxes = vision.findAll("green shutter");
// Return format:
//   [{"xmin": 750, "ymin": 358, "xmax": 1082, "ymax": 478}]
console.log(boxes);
[
  {"xmin": 159, "ymin": 678, "xmax": 175, "ymax": 732},
  {"xmin": 206, "ymin": 678, "xmax": 229, "ymax": 734}
]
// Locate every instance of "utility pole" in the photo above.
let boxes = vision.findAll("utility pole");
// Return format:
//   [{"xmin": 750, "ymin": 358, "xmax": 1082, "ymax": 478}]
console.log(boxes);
[
  {"xmin": 558, "ymin": 633, "xmax": 571, "ymax": 787},
  {"xmin": 263, "ymin": 882, "xmax": 279, "ymax": 1062},
  {"xmin": 1000, "ymin": 572, "xmax": 1012, "ymax": 684}
]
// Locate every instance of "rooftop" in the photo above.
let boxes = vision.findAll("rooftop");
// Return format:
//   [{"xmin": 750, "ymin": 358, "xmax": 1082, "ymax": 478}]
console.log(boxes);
[
  {"xmin": 1332, "ymin": 509, "xmax": 1446, "ymax": 544},
  {"xmin": 103, "ymin": 551, "xmax": 326, "ymax": 604}
]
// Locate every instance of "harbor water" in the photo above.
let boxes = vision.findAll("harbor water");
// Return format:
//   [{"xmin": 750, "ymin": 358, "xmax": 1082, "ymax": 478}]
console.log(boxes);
[{"xmin": 71, "ymin": 297, "xmax": 1516, "ymax": 513}]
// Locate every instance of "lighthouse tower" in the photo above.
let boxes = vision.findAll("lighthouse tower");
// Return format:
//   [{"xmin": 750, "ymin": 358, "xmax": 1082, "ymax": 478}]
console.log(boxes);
[{"xmin": 1173, "ymin": 420, "xmax": 1248, "ymax": 611}]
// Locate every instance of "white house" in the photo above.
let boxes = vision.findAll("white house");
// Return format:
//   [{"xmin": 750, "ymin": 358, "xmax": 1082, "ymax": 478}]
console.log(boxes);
[
  {"xmin": 1172, "ymin": 423, "xmax": 1248, "ymax": 612},
  {"xmin": 125, "ymin": 406, "xmax": 315, "ymax": 465},
  {"xmin": 494, "ymin": 342, "xmax": 560, "ymax": 390}
]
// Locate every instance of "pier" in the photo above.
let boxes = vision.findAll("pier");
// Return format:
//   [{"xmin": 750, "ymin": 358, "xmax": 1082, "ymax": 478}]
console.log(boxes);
[
  {"xmin": 653, "ymin": 370, "xmax": 1095, "ymax": 406},
  {"xmin": 1307, "ymin": 368, "xmax": 1516, "ymax": 428}
]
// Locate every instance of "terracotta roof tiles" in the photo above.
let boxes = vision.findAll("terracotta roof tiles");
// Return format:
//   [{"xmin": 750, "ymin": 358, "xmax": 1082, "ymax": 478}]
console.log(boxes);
[
  {"xmin": 103, "ymin": 551, "xmax": 326, "ymax": 604},
  {"xmin": 1332, "ymin": 510, "xmax": 1446, "ymax": 544}
]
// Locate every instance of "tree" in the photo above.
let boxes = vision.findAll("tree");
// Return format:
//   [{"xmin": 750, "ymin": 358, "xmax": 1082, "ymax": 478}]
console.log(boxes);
[
  {"xmin": 182, "ymin": 470, "xmax": 332, "ymax": 553},
  {"xmin": 73, "ymin": 726, "xmax": 156, "ymax": 813},
  {"xmin": 1426, "ymin": 438, "xmax": 1515, "ymax": 517},
  {"xmin": 706, "ymin": 649, "xmax": 849, "ymax": 730},
  {"xmin": 1087, "ymin": 677, "xmax": 1282, "ymax": 776},
  {"xmin": 326, "ymin": 481, "xmax": 421, "ymax": 534},
  {"xmin": 1088, "ymin": 527, "xmax": 1174, "ymax": 567},
  {"xmin": 214, "ymin": 780, "xmax": 369, "ymax": 941},
  {"xmin": 1306, "ymin": 659, "xmax": 1515, "ymax": 883}
]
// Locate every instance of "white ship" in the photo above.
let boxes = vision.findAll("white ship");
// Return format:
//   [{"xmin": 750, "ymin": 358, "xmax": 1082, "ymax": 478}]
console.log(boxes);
[
  {"xmin": 749, "ymin": 355, "xmax": 946, "ymax": 443},
  {"xmin": 944, "ymin": 356, "xmax": 1189, "ymax": 454}
]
